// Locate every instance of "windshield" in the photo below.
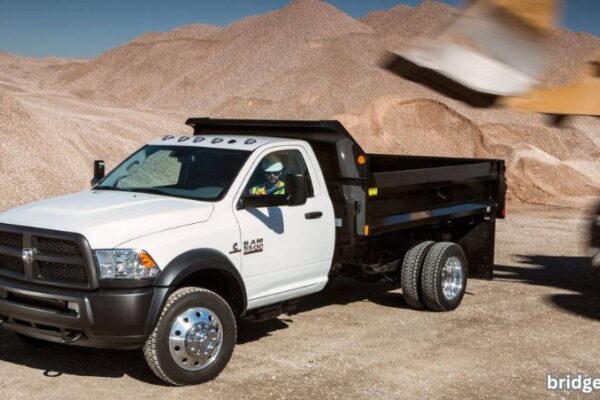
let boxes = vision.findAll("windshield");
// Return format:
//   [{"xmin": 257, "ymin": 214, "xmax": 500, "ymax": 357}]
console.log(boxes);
[{"xmin": 96, "ymin": 145, "xmax": 251, "ymax": 201}]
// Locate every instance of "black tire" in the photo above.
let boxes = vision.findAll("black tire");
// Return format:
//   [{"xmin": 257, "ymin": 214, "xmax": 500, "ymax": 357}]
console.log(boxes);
[
  {"xmin": 420, "ymin": 242, "xmax": 468, "ymax": 311},
  {"xmin": 15, "ymin": 333, "xmax": 55, "ymax": 347},
  {"xmin": 143, "ymin": 287, "xmax": 237, "ymax": 386},
  {"xmin": 400, "ymin": 241, "xmax": 435, "ymax": 309}
]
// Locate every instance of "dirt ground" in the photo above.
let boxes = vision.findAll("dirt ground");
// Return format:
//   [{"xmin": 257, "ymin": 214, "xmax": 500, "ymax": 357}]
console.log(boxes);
[{"xmin": 0, "ymin": 206, "xmax": 598, "ymax": 400}]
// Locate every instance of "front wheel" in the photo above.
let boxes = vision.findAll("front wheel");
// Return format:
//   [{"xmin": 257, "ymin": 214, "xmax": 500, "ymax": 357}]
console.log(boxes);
[
  {"xmin": 420, "ymin": 242, "xmax": 468, "ymax": 311},
  {"xmin": 143, "ymin": 287, "xmax": 237, "ymax": 386}
]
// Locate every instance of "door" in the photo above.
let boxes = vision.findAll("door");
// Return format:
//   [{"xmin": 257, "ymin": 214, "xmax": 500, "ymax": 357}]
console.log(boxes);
[{"xmin": 233, "ymin": 147, "xmax": 334, "ymax": 309}]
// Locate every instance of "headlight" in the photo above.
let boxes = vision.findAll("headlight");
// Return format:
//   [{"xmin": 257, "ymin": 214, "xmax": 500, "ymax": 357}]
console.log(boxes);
[{"xmin": 94, "ymin": 249, "xmax": 160, "ymax": 280}]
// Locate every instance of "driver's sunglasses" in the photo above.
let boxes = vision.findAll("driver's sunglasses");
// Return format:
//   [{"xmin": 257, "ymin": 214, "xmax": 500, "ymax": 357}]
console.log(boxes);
[{"xmin": 264, "ymin": 171, "xmax": 281, "ymax": 177}]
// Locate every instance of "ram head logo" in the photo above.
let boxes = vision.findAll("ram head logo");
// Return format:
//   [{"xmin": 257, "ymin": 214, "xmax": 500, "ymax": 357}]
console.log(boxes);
[{"xmin": 22, "ymin": 248, "xmax": 35, "ymax": 264}]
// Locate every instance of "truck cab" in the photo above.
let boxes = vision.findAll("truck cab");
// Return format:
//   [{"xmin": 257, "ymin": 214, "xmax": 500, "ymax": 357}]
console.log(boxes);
[{"xmin": 95, "ymin": 133, "xmax": 337, "ymax": 310}]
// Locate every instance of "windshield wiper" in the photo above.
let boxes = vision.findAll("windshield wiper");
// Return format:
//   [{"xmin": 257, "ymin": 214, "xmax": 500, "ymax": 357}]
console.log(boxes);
[
  {"xmin": 122, "ymin": 188, "xmax": 167, "ymax": 196},
  {"xmin": 94, "ymin": 186, "xmax": 162, "ymax": 195},
  {"xmin": 94, "ymin": 186, "xmax": 123, "ymax": 191}
]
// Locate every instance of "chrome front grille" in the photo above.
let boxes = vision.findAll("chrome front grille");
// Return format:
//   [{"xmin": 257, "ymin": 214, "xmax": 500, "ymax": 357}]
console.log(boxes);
[
  {"xmin": 37, "ymin": 237, "xmax": 82, "ymax": 257},
  {"xmin": 38, "ymin": 261, "xmax": 88, "ymax": 284},
  {"xmin": 0, "ymin": 225, "xmax": 96, "ymax": 289},
  {"xmin": 0, "ymin": 253, "xmax": 24, "ymax": 274},
  {"xmin": 0, "ymin": 231, "xmax": 22, "ymax": 248}
]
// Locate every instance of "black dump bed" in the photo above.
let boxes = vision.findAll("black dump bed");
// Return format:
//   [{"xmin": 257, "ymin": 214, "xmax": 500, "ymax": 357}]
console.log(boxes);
[
  {"xmin": 186, "ymin": 118, "xmax": 506, "ymax": 244},
  {"xmin": 367, "ymin": 154, "xmax": 505, "ymax": 235}
]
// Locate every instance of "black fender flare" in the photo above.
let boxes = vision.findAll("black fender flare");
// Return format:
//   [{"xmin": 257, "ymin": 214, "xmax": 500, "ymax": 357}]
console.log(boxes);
[{"xmin": 145, "ymin": 249, "xmax": 247, "ymax": 333}]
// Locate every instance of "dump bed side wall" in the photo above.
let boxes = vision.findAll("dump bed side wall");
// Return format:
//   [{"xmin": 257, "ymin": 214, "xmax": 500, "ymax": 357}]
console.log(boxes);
[{"xmin": 365, "ymin": 154, "xmax": 505, "ymax": 236}]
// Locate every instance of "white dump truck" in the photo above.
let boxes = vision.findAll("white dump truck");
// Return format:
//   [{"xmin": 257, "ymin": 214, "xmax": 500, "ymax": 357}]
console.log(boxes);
[{"xmin": 0, "ymin": 118, "xmax": 506, "ymax": 385}]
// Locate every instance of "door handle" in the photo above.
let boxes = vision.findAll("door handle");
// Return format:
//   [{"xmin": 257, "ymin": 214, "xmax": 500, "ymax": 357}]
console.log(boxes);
[{"xmin": 305, "ymin": 211, "xmax": 323, "ymax": 220}]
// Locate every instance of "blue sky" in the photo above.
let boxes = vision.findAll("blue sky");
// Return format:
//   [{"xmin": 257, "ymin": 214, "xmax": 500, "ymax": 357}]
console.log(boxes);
[{"xmin": 0, "ymin": 0, "xmax": 597, "ymax": 59}]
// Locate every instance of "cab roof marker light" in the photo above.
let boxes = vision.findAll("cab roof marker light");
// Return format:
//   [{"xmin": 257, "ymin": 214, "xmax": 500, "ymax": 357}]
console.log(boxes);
[
  {"xmin": 193, "ymin": 137, "xmax": 205, "ymax": 143},
  {"xmin": 212, "ymin": 138, "xmax": 223, "ymax": 144},
  {"xmin": 228, "ymin": 139, "xmax": 237, "ymax": 144},
  {"xmin": 244, "ymin": 138, "xmax": 257, "ymax": 145},
  {"xmin": 177, "ymin": 136, "xmax": 190, "ymax": 142},
  {"xmin": 162, "ymin": 135, "xmax": 174, "ymax": 141}
]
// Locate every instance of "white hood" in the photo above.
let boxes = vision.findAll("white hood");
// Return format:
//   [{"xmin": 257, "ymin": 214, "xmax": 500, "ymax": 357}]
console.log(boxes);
[{"xmin": 0, "ymin": 190, "xmax": 214, "ymax": 248}]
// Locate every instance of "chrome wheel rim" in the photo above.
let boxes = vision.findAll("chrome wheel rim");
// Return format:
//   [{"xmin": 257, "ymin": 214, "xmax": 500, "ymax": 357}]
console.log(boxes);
[
  {"xmin": 441, "ymin": 256, "xmax": 464, "ymax": 301},
  {"xmin": 169, "ymin": 307, "xmax": 223, "ymax": 371}
]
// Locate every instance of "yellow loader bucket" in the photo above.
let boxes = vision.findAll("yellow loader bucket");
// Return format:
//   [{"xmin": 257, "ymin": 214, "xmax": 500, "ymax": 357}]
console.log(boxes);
[
  {"xmin": 391, "ymin": 0, "xmax": 560, "ymax": 98},
  {"xmin": 503, "ymin": 55, "xmax": 600, "ymax": 116},
  {"xmin": 491, "ymin": 0, "xmax": 557, "ymax": 33}
]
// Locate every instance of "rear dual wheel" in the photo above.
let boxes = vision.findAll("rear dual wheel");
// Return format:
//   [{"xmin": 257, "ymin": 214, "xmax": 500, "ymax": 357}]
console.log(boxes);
[
  {"xmin": 401, "ymin": 242, "xmax": 468, "ymax": 311},
  {"xmin": 401, "ymin": 241, "xmax": 435, "ymax": 309}
]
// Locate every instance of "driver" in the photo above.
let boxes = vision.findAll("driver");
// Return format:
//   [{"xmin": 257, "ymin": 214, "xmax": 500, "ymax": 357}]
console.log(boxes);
[{"xmin": 249, "ymin": 154, "xmax": 286, "ymax": 195}]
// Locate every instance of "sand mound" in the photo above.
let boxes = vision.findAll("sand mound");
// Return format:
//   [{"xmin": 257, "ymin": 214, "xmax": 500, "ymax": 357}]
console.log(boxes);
[
  {"xmin": 0, "ymin": 93, "xmax": 31, "ymax": 133},
  {"xmin": 0, "ymin": 52, "xmax": 84, "ymax": 90},
  {"xmin": 218, "ymin": 0, "xmax": 373, "ymax": 42},
  {"xmin": 507, "ymin": 149, "xmax": 599, "ymax": 207},
  {"xmin": 481, "ymin": 123, "xmax": 600, "ymax": 162},
  {"xmin": 361, "ymin": 1, "xmax": 454, "ymax": 36},
  {"xmin": 361, "ymin": 5, "xmax": 412, "ymax": 33},
  {"xmin": 336, "ymin": 97, "xmax": 485, "ymax": 157},
  {"xmin": 55, "ymin": 0, "xmax": 374, "ymax": 109},
  {"xmin": 541, "ymin": 30, "xmax": 600, "ymax": 86},
  {"xmin": 130, "ymin": 24, "xmax": 220, "ymax": 45}
]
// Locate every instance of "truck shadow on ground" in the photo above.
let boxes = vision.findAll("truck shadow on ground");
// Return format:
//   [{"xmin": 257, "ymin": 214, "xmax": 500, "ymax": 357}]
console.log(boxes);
[
  {"xmin": 0, "ymin": 328, "xmax": 166, "ymax": 385},
  {"xmin": 237, "ymin": 278, "xmax": 411, "ymax": 344},
  {"xmin": 0, "ymin": 278, "xmax": 409, "ymax": 384},
  {"xmin": 494, "ymin": 255, "xmax": 600, "ymax": 321}
]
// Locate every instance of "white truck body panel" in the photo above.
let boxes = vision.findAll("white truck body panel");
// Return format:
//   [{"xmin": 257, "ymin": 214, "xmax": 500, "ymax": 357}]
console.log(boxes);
[
  {"xmin": 119, "ymin": 200, "xmax": 244, "ymax": 284},
  {"xmin": 232, "ymin": 144, "xmax": 335, "ymax": 309},
  {"xmin": 0, "ymin": 191, "xmax": 214, "ymax": 249}
]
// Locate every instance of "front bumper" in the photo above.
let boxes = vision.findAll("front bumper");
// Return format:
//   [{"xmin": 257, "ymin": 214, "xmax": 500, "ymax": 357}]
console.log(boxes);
[{"xmin": 0, "ymin": 276, "xmax": 168, "ymax": 349}]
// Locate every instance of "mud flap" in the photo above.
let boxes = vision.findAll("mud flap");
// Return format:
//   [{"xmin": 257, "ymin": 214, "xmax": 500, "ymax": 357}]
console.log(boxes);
[{"xmin": 457, "ymin": 218, "xmax": 497, "ymax": 280}]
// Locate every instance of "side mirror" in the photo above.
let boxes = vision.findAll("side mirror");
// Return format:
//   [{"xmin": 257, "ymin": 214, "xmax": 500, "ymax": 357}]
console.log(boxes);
[
  {"xmin": 91, "ymin": 160, "xmax": 105, "ymax": 187},
  {"xmin": 285, "ymin": 174, "xmax": 308, "ymax": 207}
]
